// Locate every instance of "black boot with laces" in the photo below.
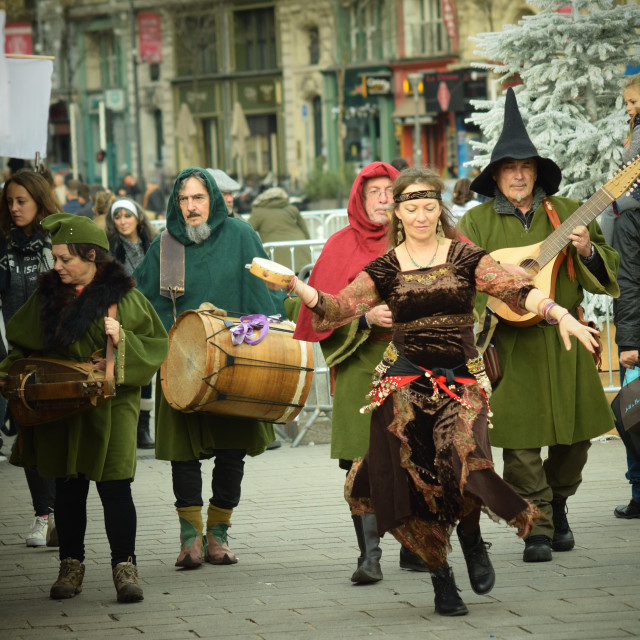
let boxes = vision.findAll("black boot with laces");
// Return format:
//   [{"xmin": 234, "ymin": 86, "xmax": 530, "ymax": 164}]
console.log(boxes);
[
  {"xmin": 551, "ymin": 496, "xmax": 575, "ymax": 551},
  {"xmin": 430, "ymin": 566, "xmax": 469, "ymax": 616},
  {"xmin": 456, "ymin": 524, "xmax": 495, "ymax": 594}
]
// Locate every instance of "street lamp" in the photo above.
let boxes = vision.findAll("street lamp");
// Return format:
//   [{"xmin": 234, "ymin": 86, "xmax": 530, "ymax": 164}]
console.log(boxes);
[{"xmin": 407, "ymin": 72, "xmax": 423, "ymax": 168}]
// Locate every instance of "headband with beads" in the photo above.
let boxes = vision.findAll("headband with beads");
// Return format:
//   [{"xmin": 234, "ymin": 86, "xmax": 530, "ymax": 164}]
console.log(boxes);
[{"xmin": 394, "ymin": 189, "xmax": 442, "ymax": 203}]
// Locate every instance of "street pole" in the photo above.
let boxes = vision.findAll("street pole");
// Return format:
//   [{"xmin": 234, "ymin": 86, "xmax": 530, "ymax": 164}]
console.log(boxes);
[
  {"xmin": 128, "ymin": 0, "xmax": 145, "ymax": 194},
  {"xmin": 407, "ymin": 73, "xmax": 423, "ymax": 168},
  {"xmin": 98, "ymin": 100, "xmax": 108, "ymax": 188}
]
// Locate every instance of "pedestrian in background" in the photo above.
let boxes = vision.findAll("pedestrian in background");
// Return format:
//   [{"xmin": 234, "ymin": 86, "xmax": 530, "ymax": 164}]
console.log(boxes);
[
  {"xmin": 0, "ymin": 169, "xmax": 60, "ymax": 548},
  {"xmin": 106, "ymin": 198, "xmax": 158, "ymax": 449},
  {"xmin": 449, "ymin": 178, "xmax": 480, "ymax": 223},
  {"xmin": 249, "ymin": 186, "xmax": 311, "ymax": 275},
  {"xmin": 206, "ymin": 169, "xmax": 242, "ymax": 218}
]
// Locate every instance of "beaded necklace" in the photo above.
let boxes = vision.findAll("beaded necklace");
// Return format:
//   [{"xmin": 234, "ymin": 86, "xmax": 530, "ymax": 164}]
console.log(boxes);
[{"xmin": 404, "ymin": 240, "xmax": 439, "ymax": 269}]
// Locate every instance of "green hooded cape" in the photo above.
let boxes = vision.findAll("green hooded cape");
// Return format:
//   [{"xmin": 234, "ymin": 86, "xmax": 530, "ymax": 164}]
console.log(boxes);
[{"xmin": 134, "ymin": 167, "xmax": 286, "ymax": 460}]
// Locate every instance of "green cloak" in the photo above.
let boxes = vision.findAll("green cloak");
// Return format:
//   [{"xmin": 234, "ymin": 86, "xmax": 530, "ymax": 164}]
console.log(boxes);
[
  {"xmin": 458, "ymin": 196, "xmax": 619, "ymax": 449},
  {"xmin": 133, "ymin": 167, "xmax": 286, "ymax": 460},
  {"xmin": 1, "ymin": 285, "xmax": 168, "ymax": 481}
]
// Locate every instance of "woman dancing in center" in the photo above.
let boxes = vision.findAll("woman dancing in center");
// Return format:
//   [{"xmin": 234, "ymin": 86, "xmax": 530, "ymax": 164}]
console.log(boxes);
[{"xmin": 260, "ymin": 168, "xmax": 600, "ymax": 617}]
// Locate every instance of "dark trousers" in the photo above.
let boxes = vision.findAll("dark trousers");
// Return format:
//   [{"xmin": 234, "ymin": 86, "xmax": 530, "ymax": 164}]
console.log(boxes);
[
  {"xmin": 171, "ymin": 449, "xmax": 246, "ymax": 509},
  {"xmin": 25, "ymin": 467, "xmax": 56, "ymax": 517},
  {"xmin": 502, "ymin": 441, "xmax": 591, "ymax": 538},
  {"xmin": 54, "ymin": 476, "xmax": 137, "ymax": 567}
]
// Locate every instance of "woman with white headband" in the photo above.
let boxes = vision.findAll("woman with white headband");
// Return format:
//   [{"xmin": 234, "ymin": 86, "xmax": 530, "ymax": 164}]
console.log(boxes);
[
  {"xmin": 105, "ymin": 199, "xmax": 157, "ymax": 276},
  {"xmin": 106, "ymin": 198, "xmax": 158, "ymax": 449}
]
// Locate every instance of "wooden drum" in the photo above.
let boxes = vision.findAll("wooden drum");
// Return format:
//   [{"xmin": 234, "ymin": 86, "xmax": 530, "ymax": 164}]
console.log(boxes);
[{"xmin": 161, "ymin": 310, "xmax": 314, "ymax": 423}]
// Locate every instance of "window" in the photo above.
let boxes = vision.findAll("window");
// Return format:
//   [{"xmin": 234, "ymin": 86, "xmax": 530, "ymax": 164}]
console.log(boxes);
[
  {"xmin": 404, "ymin": 0, "xmax": 451, "ymax": 57},
  {"xmin": 308, "ymin": 26, "xmax": 319, "ymax": 65},
  {"xmin": 234, "ymin": 8, "xmax": 277, "ymax": 71},
  {"xmin": 347, "ymin": 0, "xmax": 391, "ymax": 63},
  {"xmin": 174, "ymin": 12, "xmax": 217, "ymax": 77},
  {"xmin": 85, "ymin": 31, "xmax": 121, "ymax": 90}
]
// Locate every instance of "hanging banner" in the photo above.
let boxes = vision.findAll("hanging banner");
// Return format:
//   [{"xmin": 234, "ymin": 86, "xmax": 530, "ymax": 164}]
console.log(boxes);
[
  {"xmin": 5, "ymin": 22, "xmax": 32, "ymax": 55},
  {"xmin": 0, "ymin": 56, "xmax": 54, "ymax": 159},
  {"xmin": 440, "ymin": 0, "xmax": 458, "ymax": 50},
  {"xmin": 138, "ymin": 13, "xmax": 162, "ymax": 64}
]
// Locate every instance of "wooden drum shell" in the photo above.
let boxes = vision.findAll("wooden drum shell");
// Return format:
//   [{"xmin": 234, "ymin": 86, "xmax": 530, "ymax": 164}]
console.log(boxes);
[{"xmin": 161, "ymin": 310, "xmax": 313, "ymax": 423}]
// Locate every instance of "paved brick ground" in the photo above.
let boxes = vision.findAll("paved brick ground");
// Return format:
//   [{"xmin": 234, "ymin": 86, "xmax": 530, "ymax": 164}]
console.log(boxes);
[{"xmin": 0, "ymin": 435, "xmax": 638, "ymax": 640}]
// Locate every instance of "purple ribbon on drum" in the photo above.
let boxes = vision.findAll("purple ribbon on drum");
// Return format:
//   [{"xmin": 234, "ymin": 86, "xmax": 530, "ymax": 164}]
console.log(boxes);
[{"xmin": 229, "ymin": 314, "xmax": 282, "ymax": 346}]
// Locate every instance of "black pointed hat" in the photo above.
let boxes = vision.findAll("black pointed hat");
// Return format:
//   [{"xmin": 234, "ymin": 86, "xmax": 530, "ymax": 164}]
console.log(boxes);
[{"xmin": 470, "ymin": 87, "xmax": 562, "ymax": 198}]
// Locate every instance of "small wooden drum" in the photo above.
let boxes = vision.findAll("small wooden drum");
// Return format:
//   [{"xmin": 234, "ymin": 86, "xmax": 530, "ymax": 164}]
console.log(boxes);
[
  {"xmin": 247, "ymin": 257, "xmax": 295, "ymax": 287},
  {"xmin": 161, "ymin": 310, "xmax": 314, "ymax": 423}
]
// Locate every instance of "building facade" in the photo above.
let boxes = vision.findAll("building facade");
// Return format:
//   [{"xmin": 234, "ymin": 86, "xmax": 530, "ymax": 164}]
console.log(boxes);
[{"xmin": 4, "ymin": 0, "xmax": 547, "ymax": 193}]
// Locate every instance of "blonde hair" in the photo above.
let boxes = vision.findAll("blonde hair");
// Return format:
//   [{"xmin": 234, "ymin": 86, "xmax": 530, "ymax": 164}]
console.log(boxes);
[
  {"xmin": 94, "ymin": 191, "xmax": 116, "ymax": 217},
  {"xmin": 624, "ymin": 73, "xmax": 640, "ymax": 93},
  {"xmin": 624, "ymin": 74, "xmax": 640, "ymax": 146}
]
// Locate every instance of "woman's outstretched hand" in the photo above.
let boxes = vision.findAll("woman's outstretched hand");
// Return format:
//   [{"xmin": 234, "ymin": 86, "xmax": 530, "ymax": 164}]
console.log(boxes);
[{"xmin": 558, "ymin": 314, "xmax": 599, "ymax": 353}]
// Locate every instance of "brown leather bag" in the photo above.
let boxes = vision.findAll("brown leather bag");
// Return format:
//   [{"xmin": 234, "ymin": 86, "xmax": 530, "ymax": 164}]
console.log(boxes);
[
  {"xmin": 482, "ymin": 343, "xmax": 502, "ymax": 384},
  {"xmin": 476, "ymin": 308, "xmax": 502, "ymax": 384}
]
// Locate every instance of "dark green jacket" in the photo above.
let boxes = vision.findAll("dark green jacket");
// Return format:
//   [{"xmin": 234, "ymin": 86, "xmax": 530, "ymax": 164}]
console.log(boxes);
[{"xmin": 459, "ymin": 196, "xmax": 619, "ymax": 448}]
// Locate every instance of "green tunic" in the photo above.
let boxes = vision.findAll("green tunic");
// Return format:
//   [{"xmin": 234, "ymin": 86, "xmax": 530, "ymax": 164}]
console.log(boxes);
[
  {"xmin": 133, "ymin": 167, "xmax": 286, "ymax": 460},
  {"xmin": 458, "ymin": 196, "xmax": 619, "ymax": 448},
  {"xmin": 321, "ymin": 322, "xmax": 388, "ymax": 461},
  {"xmin": 1, "ymin": 288, "xmax": 168, "ymax": 481}
]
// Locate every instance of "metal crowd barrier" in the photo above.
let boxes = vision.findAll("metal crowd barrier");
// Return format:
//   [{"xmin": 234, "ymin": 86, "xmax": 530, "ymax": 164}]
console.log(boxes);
[
  {"xmin": 261, "ymin": 238, "xmax": 327, "ymax": 275},
  {"xmin": 301, "ymin": 209, "xmax": 348, "ymax": 239},
  {"xmin": 582, "ymin": 292, "xmax": 619, "ymax": 393}
]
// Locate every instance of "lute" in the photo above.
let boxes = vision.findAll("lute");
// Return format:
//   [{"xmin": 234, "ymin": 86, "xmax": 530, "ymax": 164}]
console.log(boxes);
[{"xmin": 487, "ymin": 156, "xmax": 640, "ymax": 326}]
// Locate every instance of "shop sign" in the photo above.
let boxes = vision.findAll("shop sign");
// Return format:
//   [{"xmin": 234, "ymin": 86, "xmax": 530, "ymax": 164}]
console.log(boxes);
[
  {"xmin": 138, "ymin": 13, "xmax": 162, "ymax": 64},
  {"xmin": 362, "ymin": 74, "xmax": 392, "ymax": 97},
  {"xmin": 441, "ymin": 0, "xmax": 458, "ymax": 48},
  {"xmin": 5, "ymin": 23, "xmax": 32, "ymax": 55},
  {"xmin": 424, "ymin": 69, "xmax": 487, "ymax": 113},
  {"xmin": 424, "ymin": 71, "xmax": 463, "ymax": 112}
]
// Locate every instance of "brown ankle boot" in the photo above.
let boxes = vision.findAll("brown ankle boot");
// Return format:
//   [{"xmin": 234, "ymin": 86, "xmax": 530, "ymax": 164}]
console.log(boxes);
[
  {"xmin": 112, "ymin": 559, "xmax": 144, "ymax": 603},
  {"xmin": 50, "ymin": 558, "xmax": 85, "ymax": 599}
]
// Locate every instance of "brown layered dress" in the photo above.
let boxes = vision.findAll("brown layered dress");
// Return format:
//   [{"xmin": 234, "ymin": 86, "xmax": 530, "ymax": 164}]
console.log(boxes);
[{"xmin": 311, "ymin": 240, "xmax": 539, "ymax": 568}]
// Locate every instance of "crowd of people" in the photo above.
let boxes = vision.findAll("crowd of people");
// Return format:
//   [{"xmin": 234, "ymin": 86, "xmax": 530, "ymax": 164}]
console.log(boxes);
[{"xmin": 0, "ymin": 74, "xmax": 638, "ymax": 617}]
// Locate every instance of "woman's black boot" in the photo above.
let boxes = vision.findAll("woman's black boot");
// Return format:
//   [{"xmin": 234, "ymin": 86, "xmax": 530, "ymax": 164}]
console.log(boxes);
[
  {"xmin": 137, "ymin": 410, "xmax": 155, "ymax": 449},
  {"xmin": 456, "ymin": 523, "xmax": 495, "ymax": 594},
  {"xmin": 430, "ymin": 566, "xmax": 469, "ymax": 616},
  {"xmin": 350, "ymin": 514, "xmax": 383, "ymax": 584}
]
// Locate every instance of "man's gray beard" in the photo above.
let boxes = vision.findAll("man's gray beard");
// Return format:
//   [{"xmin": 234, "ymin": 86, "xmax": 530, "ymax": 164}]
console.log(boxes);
[{"xmin": 185, "ymin": 222, "xmax": 212, "ymax": 244}]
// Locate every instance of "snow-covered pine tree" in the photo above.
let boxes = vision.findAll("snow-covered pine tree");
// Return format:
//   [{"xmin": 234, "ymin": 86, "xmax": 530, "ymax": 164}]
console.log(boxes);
[{"xmin": 467, "ymin": 0, "xmax": 640, "ymax": 200}]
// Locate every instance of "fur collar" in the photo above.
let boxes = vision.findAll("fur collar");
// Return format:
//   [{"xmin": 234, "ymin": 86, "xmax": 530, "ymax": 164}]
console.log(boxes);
[{"xmin": 38, "ymin": 259, "xmax": 134, "ymax": 350}]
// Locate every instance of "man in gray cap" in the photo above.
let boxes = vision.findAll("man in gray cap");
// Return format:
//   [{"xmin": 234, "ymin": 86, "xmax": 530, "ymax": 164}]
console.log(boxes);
[{"xmin": 206, "ymin": 169, "xmax": 241, "ymax": 218}]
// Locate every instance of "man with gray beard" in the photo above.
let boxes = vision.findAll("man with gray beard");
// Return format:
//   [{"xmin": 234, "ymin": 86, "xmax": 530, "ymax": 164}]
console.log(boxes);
[
  {"xmin": 458, "ymin": 88, "xmax": 619, "ymax": 565},
  {"xmin": 133, "ymin": 167, "xmax": 285, "ymax": 570}
]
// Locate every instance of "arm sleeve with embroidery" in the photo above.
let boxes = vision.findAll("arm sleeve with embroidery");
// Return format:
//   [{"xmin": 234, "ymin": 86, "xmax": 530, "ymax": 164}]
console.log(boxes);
[
  {"xmin": 474, "ymin": 254, "xmax": 536, "ymax": 314},
  {"xmin": 310, "ymin": 271, "xmax": 382, "ymax": 333}
]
